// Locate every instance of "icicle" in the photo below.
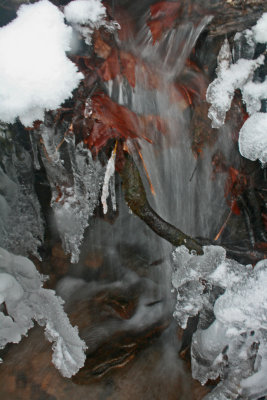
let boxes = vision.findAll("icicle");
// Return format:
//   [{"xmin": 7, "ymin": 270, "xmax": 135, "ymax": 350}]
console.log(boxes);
[
  {"xmin": 39, "ymin": 122, "xmax": 104, "ymax": 263},
  {"xmin": 101, "ymin": 142, "xmax": 117, "ymax": 214},
  {"xmin": 110, "ymin": 174, "xmax": 117, "ymax": 212},
  {"xmin": 29, "ymin": 131, "xmax": 41, "ymax": 170}
]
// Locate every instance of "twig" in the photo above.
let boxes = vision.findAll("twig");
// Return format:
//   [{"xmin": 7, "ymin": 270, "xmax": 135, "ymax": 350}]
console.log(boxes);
[{"xmin": 120, "ymin": 154, "xmax": 203, "ymax": 254}]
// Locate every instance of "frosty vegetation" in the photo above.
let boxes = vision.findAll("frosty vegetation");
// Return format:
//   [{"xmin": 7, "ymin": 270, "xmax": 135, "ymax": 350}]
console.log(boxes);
[
  {"xmin": 172, "ymin": 245, "xmax": 267, "ymax": 399},
  {"xmin": 0, "ymin": 0, "xmax": 113, "ymax": 263},
  {"xmin": 206, "ymin": 13, "xmax": 267, "ymax": 164},
  {"xmin": 0, "ymin": 247, "xmax": 86, "ymax": 378}
]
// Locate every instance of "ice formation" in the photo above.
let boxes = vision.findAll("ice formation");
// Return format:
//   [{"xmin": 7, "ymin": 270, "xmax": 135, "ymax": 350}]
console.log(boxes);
[
  {"xmin": 238, "ymin": 112, "xmax": 267, "ymax": 164},
  {"xmin": 0, "ymin": 124, "xmax": 44, "ymax": 258},
  {"xmin": 0, "ymin": 0, "xmax": 83, "ymax": 127},
  {"xmin": 206, "ymin": 38, "xmax": 264, "ymax": 129},
  {"xmin": 101, "ymin": 143, "xmax": 117, "ymax": 214},
  {"xmin": 172, "ymin": 245, "xmax": 267, "ymax": 399},
  {"xmin": 38, "ymin": 121, "xmax": 104, "ymax": 263},
  {"xmin": 0, "ymin": 247, "xmax": 87, "ymax": 377},
  {"xmin": 242, "ymin": 78, "xmax": 267, "ymax": 115},
  {"xmin": 207, "ymin": 14, "xmax": 267, "ymax": 164}
]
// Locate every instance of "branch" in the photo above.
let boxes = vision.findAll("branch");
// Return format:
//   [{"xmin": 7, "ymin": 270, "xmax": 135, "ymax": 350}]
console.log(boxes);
[{"xmin": 120, "ymin": 153, "xmax": 203, "ymax": 255}]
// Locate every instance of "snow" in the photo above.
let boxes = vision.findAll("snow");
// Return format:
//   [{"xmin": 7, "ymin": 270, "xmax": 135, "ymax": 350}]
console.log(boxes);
[
  {"xmin": 206, "ymin": 38, "xmax": 264, "ymax": 129},
  {"xmin": 207, "ymin": 15, "xmax": 267, "ymax": 165},
  {"xmin": 253, "ymin": 12, "xmax": 267, "ymax": 43},
  {"xmin": 64, "ymin": 0, "xmax": 106, "ymax": 25},
  {"xmin": 242, "ymin": 78, "xmax": 267, "ymax": 115},
  {"xmin": 238, "ymin": 112, "xmax": 267, "ymax": 164},
  {"xmin": 64, "ymin": 0, "xmax": 119, "ymax": 46},
  {"xmin": 0, "ymin": 247, "xmax": 87, "ymax": 377},
  {"xmin": 172, "ymin": 245, "xmax": 267, "ymax": 399},
  {"xmin": 0, "ymin": 0, "xmax": 83, "ymax": 126}
]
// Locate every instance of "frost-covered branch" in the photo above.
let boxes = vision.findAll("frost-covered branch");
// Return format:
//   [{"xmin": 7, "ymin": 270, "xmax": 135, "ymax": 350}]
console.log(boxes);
[{"xmin": 0, "ymin": 247, "xmax": 87, "ymax": 377}]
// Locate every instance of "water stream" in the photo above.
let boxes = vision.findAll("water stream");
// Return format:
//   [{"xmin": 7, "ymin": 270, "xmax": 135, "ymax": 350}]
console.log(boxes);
[{"xmin": 0, "ymin": 1, "xmax": 261, "ymax": 399}]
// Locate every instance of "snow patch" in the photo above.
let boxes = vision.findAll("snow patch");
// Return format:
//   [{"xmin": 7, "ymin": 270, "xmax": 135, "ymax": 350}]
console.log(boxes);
[
  {"xmin": 64, "ymin": 0, "xmax": 106, "ymax": 25},
  {"xmin": 0, "ymin": 0, "xmax": 83, "ymax": 126},
  {"xmin": 238, "ymin": 112, "xmax": 267, "ymax": 164},
  {"xmin": 253, "ymin": 12, "xmax": 267, "ymax": 43}
]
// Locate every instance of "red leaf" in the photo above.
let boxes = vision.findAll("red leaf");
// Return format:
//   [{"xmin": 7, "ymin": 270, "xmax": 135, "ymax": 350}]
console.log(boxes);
[
  {"xmin": 150, "ymin": 1, "xmax": 181, "ymax": 20},
  {"xmin": 120, "ymin": 51, "xmax": 136, "ymax": 88},
  {"xmin": 85, "ymin": 92, "xmax": 167, "ymax": 152},
  {"xmin": 231, "ymin": 200, "xmax": 241, "ymax": 216},
  {"xmin": 224, "ymin": 167, "xmax": 247, "ymax": 205},
  {"xmin": 262, "ymin": 213, "xmax": 267, "ymax": 231},
  {"xmin": 98, "ymin": 48, "xmax": 120, "ymax": 81},
  {"xmin": 84, "ymin": 121, "xmax": 117, "ymax": 152},
  {"xmin": 94, "ymin": 30, "xmax": 112, "ymax": 59},
  {"xmin": 91, "ymin": 92, "xmax": 140, "ymax": 138},
  {"xmin": 147, "ymin": 2, "xmax": 182, "ymax": 43}
]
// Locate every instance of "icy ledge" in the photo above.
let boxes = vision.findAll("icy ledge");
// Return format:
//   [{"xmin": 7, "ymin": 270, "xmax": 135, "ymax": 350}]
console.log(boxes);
[
  {"xmin": 172, "ymin": 245, "xmax": 267, "ymax": 399},
  {"xmin": 0, "ymin": 247, "xmax": 86, "ymax": 378},
  {"xmin": 206, "ymin": 12, "xmax": 267, "ymax": 165}
]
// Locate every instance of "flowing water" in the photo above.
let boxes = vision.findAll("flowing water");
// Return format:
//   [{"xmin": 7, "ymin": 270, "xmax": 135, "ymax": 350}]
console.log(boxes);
[{"xmin": 0, "ymin": 2, "xmax": 245, "ymax": 399}]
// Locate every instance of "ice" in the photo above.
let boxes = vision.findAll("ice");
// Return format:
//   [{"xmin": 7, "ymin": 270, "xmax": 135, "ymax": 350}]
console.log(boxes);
[
  {"xmin": 31, "ymin": 288, "xmax": 87, "ymax": 378},
  {"xmin": 0, "ymin": 0, "xmax": 83, "ymax": 126},
  {"xmin": 0, "ymin": 128, "xmax": 44, "ymax": 258},
  {"xmin": 206, "ymin": 38, "xmax": 264, "ymax": 128},
  {"xmin": 101, "ymin": 144, "xmax": 117, "ymax": 214},
  {"xmin": 233, "ymin": 29, "xmax": 256, "ymax": 62},
  {"xmin": 253, "ymin": 12, "xmax": 267, "ymax": 43},
  {"xmin": 242, "ymin": 78, "xmax": 267, "ymax": 115},
  {"xmin": 39, "ymin": 122, "xmax": 104, "ymax": 263},
  {"xmin": 172, "ymin": 245, "xmax": 267, "ymax": 398},
  {"xmin": 207, "ymin": 15, "xmax": 267, "ymax": 167},
  {"xmin": 238, "ymin": 112, "xmax": 267, "ymax": 164},
  {"xmin": 0, "ymin": 247, "xmax": 86, "ymax": 377}
]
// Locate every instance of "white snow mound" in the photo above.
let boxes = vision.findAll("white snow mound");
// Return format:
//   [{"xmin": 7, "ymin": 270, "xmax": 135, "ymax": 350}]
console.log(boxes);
[
  {"xmin": 238, "ymin": 112, "xmax": 267, "ymax": 164},
  {"xmin": 64, "ymin": 0, "xmax": 106, "ymax": 25},
  {"xmin": 253, "ymin": 12, "xmax": 267, "ymax": 43},
  {"xmin": 0, "ymin": 0, "xmax": 83, "ymax": 126}
]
